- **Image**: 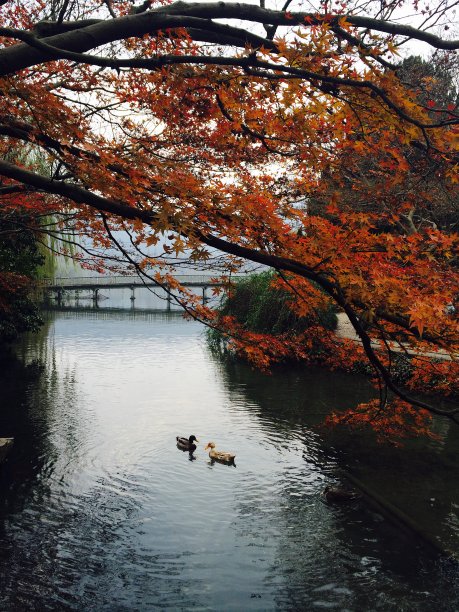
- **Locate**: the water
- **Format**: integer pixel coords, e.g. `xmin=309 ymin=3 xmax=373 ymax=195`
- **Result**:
xmin=1 ymin=309 xmax=459 ymax=610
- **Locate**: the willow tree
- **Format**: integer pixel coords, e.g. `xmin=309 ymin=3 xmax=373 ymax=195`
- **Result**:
xmin=0 ymin=0 xmax=458 ymax=439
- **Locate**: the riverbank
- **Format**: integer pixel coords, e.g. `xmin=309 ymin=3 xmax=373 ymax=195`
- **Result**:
xmin=336 ymin=313 xmax=455 ymax=362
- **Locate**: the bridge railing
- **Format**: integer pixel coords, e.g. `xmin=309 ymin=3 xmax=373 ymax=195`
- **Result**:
xmin=38 ymin=274 xmax=248 ymax=288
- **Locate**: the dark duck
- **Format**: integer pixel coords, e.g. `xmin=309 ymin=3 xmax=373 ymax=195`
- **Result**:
xmin=176 ymin=435 xmax=198 ymax=453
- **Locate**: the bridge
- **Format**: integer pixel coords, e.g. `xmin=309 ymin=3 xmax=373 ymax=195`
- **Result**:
xmin=39 ymin=274 xmax=246 ymax=307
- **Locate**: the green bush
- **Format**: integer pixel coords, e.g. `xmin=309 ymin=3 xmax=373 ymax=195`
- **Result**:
xmin=218 ymin=271 xmax=337 ymax=335
xmin=0 ymin=212 xmax=44 ymax=344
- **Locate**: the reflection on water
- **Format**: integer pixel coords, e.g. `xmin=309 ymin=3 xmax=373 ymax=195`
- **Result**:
xmin=0 ymin=309 xmax=458 ymax=610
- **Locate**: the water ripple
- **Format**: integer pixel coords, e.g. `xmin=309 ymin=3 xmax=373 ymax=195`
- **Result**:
xmin=0 ymin=312 xmax=458 ymax=611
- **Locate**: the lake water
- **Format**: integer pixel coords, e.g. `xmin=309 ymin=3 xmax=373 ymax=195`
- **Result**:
xmin=1 ymin=305 xmax=459 ymax=610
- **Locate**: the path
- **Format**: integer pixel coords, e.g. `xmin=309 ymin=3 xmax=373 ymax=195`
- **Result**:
xmin=335 ymin=313 xmax=454 ymax=362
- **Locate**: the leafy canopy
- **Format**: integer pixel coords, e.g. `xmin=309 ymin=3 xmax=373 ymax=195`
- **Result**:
xmin=0 ymin=0 xmax=458 ymax=439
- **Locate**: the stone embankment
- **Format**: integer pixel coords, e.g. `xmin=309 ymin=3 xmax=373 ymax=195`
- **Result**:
xmin=335 ymin=313 xmax=453 ymax=362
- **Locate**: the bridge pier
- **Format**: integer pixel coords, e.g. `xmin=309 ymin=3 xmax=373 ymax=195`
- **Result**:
xmin=43 ymin=275 xmax=244 ymax=311
xmin=56 ymin=288 xmax=63 ymax=306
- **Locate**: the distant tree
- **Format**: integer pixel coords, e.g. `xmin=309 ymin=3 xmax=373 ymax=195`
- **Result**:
xmin=311 ymin=54 xmax=459 ymax=234
xmin=397 ymin=53 xmax=458 ymax=116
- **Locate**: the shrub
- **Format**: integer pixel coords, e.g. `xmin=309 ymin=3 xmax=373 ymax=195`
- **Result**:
xmin=218 ymin=271 xmax=337 ymax=335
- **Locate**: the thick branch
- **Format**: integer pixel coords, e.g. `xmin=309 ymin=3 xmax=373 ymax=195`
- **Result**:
xmin=0 ymin=3 xmax=457 ymax=75
xmin=0 ymin=158 xmax=457 ymax=421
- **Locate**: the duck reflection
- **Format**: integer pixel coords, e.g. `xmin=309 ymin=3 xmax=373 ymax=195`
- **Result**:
xmin=175 ymin=445 xmax=197 ymax=461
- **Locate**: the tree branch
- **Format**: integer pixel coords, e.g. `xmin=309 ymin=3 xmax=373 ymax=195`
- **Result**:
xmin=0 ymin=157 xmax=457 ymax=421
xmin=0 ymin=3 xmax=457 ymax=76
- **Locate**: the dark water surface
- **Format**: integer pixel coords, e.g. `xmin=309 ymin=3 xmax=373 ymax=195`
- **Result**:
xmin=1 ymin=310 xmax=459 ymax=611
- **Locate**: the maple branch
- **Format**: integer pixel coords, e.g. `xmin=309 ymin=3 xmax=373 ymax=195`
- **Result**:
xmin=57 ymin=0 xmax=72 ymax=24
xmin=102 ymin=0 xmax=116 ymax=20
xmin=7 ymin=32 xmax=451 ymax=131
xmin=0 ymin=117 xmax=76 ymax=155
xmin=0 ymin=14 xmax=276 ymax=75
xmin=215 ymin=93 xmax=296 ymax=157
xmin=0 ymin=117 xmax=142 ymax=184
xmin=0 ymin=3 xmax=458 ymax=77
xmin=99 ymin=214 xmax=259 ymax=343
xmin=130 ymin=1 xmax=155 ymax=15
xmin=263 ymin=0 xmax=294 ymax=41
xmin=0 ymin=159 xmax=341 ymax=298
xmin=337 ymin=301 xmax=459 ymax=421
xmin=32 ymin=19 xmax=103 ymax=36
xmin=0 ymin=9 xmax=456 ymax=132
xmin=0 ymin=26 xmax=280 ymax=78
xmin=0 ymin=121 xmax=455 ymax=353
xmin=0 ymin=185 xmax=33 ymax=196
xmin=0 ymin=158 xmax=457 ymax=422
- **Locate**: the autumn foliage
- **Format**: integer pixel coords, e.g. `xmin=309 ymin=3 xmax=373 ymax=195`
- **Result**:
xmin=0 ymin=0 xmax=457 ymax=439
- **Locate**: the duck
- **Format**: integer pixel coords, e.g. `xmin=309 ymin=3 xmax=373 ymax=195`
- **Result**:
xmin=204 ymin=442 xmax=236 ymax=465
xmin=176 ymin=435 xmax=198 ymax=453
xmin=323 ymin=485 xmax=359 ymax=503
